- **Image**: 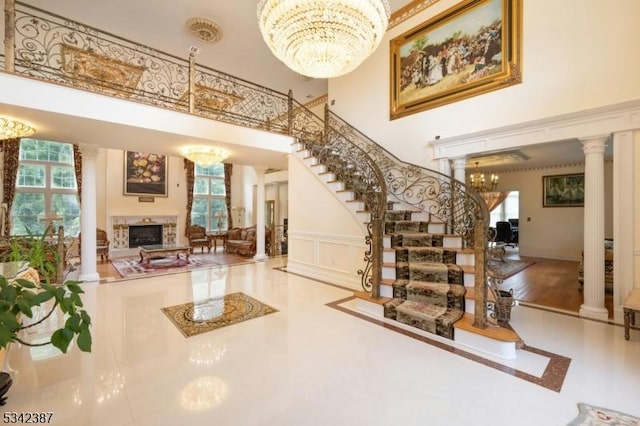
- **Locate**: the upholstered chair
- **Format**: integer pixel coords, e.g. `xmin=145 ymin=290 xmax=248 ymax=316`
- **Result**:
xmin=186 ymin=225 xmax=211 ymax=253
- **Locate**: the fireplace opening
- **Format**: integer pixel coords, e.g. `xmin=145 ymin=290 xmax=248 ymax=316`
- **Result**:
xmin=129 ymin=224 xmax=163 ymax=247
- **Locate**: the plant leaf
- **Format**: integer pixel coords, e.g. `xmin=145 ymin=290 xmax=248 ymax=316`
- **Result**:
xmin=0 ymin=325 xmax=15 ymax=349
xmin=51 ymin=329 xmax=71 ymax=353
xmin=65 ymin=283 xmax=84 ymax=294
xmin=0 ymin=312 xmax=22 ymax=332
xmin=15 ymin=299 xmax=33 ymax=318
xmin=0 ymin=300 xmax=11 ymax=312
xmin=15 ymin=278 xmax=36 ymax=289
xmin=80 ymin=310 xmax=92 ymax=326
xmin=0 ymin=286 xmax=17 ymax=303
xmin=66 ymin=313 xmax=81 ymax=333
xmin=77 ymin=326 xmax=92 ymax=352
xmin=30 ymin=290 xmax=54 ymax=306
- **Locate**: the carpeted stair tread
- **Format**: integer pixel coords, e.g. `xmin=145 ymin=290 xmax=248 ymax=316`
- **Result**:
xmin=395 ymin=262 xmax=464 ymax=284
xmin=395 ymin=300 xmax=464 ymax=339
xmin=395 ymin=247 xmax=457 ymax=264
xmin=389 ymin=233 xmax=445 ymax=248
xmin=392 ymin=280 xmax=465 ymax=310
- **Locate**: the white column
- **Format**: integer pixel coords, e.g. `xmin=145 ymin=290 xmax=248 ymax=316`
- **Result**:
xmin=79 ymin=145 xmax=100 ymax=282
xmin=579 ymin=136 xmax=609 ymax=321
xmin=438 ymin=158 xmax=452 ymax=179
xmin=612 ymin=131 xmax=634 ymax=323
xmin=254 ymin=166 xmax=267 ymax=261
xmin=452 ymin=157 xmax=467 ymax=183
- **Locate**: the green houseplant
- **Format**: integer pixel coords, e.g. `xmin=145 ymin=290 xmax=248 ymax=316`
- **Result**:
xmin=0 ymin=225 xmax=92 ymax=405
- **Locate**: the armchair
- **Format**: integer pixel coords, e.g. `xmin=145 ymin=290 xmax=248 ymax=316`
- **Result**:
xmin=79 ymin=228 xmax=110 ymax=263
xmin=186 ymin=225 xmax=211 ymax=253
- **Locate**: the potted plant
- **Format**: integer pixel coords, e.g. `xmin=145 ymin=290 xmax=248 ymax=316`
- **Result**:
xmin=0 ymin=228 xmax=92 ymax=405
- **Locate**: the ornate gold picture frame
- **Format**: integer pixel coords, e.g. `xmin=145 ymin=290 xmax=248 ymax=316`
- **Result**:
xmin=124 ymin=151 xmax=168 ymax=197
xmin=390 ymin=0 xmax=522 ymax=119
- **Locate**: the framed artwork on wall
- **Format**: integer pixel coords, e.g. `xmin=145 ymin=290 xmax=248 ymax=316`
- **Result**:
xmin=389 ymin=0 xmax=522 ymax=119
xmin=124 ymin=151 xmax=168 ymax=196
xmin=542 ymin=173 xmax=585 ymax=207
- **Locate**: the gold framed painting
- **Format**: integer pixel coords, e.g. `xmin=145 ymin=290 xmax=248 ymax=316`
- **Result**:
xmin=124 ymin=151 xmax=168 ymax=197
xmin=390 ymin=0 xmax=522 ymax=119
xmin=543 ymin=173 xmax=585 ymax=207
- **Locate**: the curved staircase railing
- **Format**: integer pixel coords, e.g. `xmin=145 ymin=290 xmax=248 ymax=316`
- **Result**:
xmin=2 ymin=0 xmax=491 ymax=328
xmin=327 ymin=111 xmax=491 ymax=328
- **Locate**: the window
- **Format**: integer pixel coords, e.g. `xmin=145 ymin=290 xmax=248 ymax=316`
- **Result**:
xmin=191 ymin=163 xmax=227 ymax=231
xmin=10 ymin=139 xmax=80 ymax=236
xmin=489 ymin=191 xmax=519 ymax=227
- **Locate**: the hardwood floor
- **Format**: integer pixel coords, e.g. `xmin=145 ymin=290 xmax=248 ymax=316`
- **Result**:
xmin=501 ymin=247 xmax=614 ymax=318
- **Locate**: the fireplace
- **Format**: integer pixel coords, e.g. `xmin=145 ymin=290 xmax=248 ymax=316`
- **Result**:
xmin=129 ymin=224 xmax=163 ymax=247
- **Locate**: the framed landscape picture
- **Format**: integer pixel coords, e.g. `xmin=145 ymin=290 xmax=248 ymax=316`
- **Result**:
xmin=124 ymin=151 xmax=168 ymax=196
xmin=543 ymin=173 xmax=585 ymax=207
xmin=390 ymin=0 xmax=522 ymax=119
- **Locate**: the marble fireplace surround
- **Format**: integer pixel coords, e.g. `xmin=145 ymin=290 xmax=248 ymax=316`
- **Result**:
xmin=110 ymin=215 xmax=178 ymax=254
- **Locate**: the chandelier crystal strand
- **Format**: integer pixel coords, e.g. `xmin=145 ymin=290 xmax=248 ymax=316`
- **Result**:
xmin=0 ymin=117 xmax=36 ymax=139
xmin=257 ymin=0 xmax=390 ymax=78
xmin=181 ymin=146 xmax=229 ymax=167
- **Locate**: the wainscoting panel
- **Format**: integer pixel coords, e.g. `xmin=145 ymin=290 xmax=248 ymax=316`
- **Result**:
xmin=287 ymin=231 xmax=367 ymax=289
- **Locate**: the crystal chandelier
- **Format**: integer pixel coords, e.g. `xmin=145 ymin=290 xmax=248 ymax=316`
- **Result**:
xmin=181 ymin=146 xmax=229 ymax=167
xmin=0 ymin=117 xmax=36 ymax=139
xmin=257 ymin=0 xmax=390 ymax=79
xmin=469 ymin=162 xmax=498 ymax=193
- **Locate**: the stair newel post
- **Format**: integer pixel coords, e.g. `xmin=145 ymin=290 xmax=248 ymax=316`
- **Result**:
xmin=188 ymin=46 xmax=197 ymax=114
xmin=4 ymin=0 xmax=15 ymax=72
xmin=473 ymin=212 xmax=489 ymax=329
xmin=287 ymin=90 xmax=293 ymax=135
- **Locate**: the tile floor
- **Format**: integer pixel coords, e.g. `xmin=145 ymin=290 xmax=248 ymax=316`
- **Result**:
xmin=4 ymin=258 xmax=640 ymax=425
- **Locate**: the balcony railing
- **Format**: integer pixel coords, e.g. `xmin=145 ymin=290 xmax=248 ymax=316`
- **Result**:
xmin=2 ymin=0 xmax=490 ymax=328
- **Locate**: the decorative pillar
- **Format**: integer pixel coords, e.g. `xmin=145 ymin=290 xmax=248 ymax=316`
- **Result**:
xmin=579 ymin=136 xmax=609 ymax=321
xmin=452 ymin=157 xmax=467 ymax=183
xmin=254 ymin=166 xmax=267 ymax=261
xmin=438 ymin=158 xmax=452 ymax=178
xmin=79 ymin=145 xmax=100 ymax=282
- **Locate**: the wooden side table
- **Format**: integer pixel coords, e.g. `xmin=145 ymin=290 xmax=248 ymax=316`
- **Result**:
xmin=208 ymin=232 xmax=228 ymax=252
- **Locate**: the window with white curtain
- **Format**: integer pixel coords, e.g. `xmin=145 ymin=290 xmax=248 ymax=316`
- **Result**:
xmin=191 ymin=163 xmax=227 ymax=231
xmin=489 ymin=191 xmax=519 ymax=227
xmin=10 ymin=139 xmax=79 ymax=235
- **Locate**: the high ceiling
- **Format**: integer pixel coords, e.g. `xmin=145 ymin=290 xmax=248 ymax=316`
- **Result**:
xmin=5 ymin=1 xmax=609 ymax=170
xmin=22 ymin=0 xmax=411 ymax=101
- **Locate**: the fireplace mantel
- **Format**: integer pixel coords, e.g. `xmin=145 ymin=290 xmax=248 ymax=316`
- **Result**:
xmin=110 ymin=215 xmax=178 ymax=249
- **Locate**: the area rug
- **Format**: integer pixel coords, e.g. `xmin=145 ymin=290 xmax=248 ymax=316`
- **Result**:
xmin=567 ymin=402 xmax=640 ymax=425
xmin=488 ymin=259 xmax=535 ymax=279
xmin=112 ymin=255 xmax=222 ymax=279
xmin=161 ymin=292 xmax=278 ymax=337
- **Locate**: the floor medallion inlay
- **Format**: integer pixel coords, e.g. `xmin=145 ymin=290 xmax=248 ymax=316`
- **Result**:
xmin=162 ymin=292 xmax=278 ymax=337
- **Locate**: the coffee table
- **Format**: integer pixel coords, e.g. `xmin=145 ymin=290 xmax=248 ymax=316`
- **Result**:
xmin=207 ymin=232 xmax=228 ymax=252
xmin=139 ymin=244 xmax=191 ymax=265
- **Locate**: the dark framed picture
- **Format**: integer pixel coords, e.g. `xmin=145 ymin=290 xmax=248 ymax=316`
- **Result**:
xmin=390 ymin=0 xmax=522 ymax=119
xmin=543 ymin=173 xmax=585 ymax=207
xmin=124 ymin=151 xmax=168 ymax=197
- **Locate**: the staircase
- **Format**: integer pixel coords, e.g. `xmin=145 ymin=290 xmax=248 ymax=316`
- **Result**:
xmin=382 ymin=205 xmax=467 ymax=340
xmin=293 ymin=139 xmax=522 ymax=359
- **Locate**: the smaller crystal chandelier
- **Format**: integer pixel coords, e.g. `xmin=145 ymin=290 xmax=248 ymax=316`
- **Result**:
xmin=257 ymin=0 xmax=390 ymax=79
xmin=0 ymin=117 xmax=36 ymax=140
xmin=181 ymin=146 xmax=229 ymax=167
xmin=469 ymin=162 xmax=498 ymax=193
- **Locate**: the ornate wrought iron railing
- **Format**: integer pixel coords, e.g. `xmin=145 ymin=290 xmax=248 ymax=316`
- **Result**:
xmin=6 ymin=1 xmax=293 ymax=134
xmin=2 ymin=0 xmax=490 ymax=327
xmin=327 ymin=111 xmax=490 ymax=327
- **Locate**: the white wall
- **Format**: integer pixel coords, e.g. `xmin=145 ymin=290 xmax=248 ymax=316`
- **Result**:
xmin=230 ymin=165 xmax=256 ymax=228
xmin=329 ymin=0 xmax=640 ymax=168
xmin=287 ymin=154 xmax=367 ymax=288
xmin=490 ymin=162 xmax=613 ymax=260
xmin=103 ymin=149 xmax=188 ymax=244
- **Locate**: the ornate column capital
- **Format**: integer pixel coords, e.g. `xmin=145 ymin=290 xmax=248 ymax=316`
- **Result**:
xmin=451 ymin=157 xmax=467 ymax=170
xmin=580 ymin=136 xmax=609 ymax=155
